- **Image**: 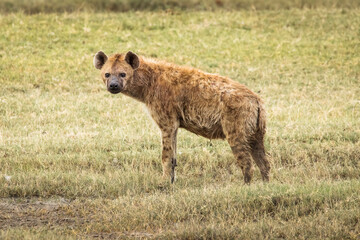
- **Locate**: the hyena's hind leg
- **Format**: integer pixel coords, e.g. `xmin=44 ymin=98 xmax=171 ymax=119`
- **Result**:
xmin=221 ymin=103 xmax=257 ymax=184
xmin=230 ymin=142 xmax=254 ymax=184
xmin=222 ymin=116 xmax=254 ymax=184
xmin=250 ymin=131 xmax=270 ymax=182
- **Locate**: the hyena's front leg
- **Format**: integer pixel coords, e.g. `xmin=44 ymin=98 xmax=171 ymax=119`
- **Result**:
xmin=161 ymin=127 xmax=178 ymax=183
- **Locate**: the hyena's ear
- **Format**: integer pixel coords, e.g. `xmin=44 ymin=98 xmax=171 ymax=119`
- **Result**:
xmin=125 ymin=51 xmax=140 ymax=70
xmin=93 ymin=51 xmax=108 ymax=70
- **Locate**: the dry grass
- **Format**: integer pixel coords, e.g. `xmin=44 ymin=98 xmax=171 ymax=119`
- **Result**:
xmin=0 ymin=9 xmax=359 ymax=239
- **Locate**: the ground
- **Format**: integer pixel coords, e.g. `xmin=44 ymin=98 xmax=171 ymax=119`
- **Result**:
xmin=0 ymin=9 xmax=359 ymax=239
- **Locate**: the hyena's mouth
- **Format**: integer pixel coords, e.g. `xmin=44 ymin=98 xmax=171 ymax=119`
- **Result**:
xmin=108 ymin=88 xmax=122 ymax=94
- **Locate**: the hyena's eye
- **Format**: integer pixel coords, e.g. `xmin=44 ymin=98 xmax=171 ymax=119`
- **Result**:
xmin=105 ymin=73 xmax=110 ymax=78
xmin=120 ymin=73 xmax=126 ymax=78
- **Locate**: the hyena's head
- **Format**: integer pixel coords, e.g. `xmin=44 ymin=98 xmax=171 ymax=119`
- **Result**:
xmin=93 ymin=51 xmax=139 ymax=94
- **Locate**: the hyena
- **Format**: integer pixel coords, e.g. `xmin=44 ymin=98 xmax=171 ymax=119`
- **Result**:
xmin=93 ymin=51 xmax=270 ymax=184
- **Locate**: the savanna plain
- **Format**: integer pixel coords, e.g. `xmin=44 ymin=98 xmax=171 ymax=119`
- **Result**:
xmin=0 ymin=7 xmax=359 ymax=239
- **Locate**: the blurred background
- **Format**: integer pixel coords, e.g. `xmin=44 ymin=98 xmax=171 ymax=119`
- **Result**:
xmin=1 ymin=0 xmax=359 ymax=14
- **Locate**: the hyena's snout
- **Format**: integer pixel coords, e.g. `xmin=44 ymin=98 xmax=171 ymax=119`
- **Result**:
xmin=107 ymin=77 xmax=123 ymax=94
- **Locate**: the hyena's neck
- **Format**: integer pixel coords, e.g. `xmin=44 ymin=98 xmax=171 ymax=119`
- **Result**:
xmin=122 ymin=61 xmax=156 ymax=103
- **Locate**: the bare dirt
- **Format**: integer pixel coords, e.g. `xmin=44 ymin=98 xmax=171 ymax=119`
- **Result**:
xmin=0 ymin=198 xmax=156 ymax=239
xmin=0 ymin=198 xmax=77 ymax=229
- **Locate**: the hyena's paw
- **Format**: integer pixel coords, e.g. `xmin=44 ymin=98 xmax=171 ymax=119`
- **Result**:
xmin=161 ymin=171 xmax=175 ymax=184
xmin=162 ymin=159 xmax=176 ymax=183
xmin=156 ymin=173 xmax=172 ymax=190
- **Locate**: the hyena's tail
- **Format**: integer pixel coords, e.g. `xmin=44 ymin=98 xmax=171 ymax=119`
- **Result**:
xmin=256 ymin=101 xmax=266 ymax=135
xmin=251 ymin=100 xmax=270 ymax=182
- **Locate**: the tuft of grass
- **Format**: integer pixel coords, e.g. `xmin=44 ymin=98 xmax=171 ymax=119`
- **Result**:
xmin=0 ymin=9 xmax=359 ymax=238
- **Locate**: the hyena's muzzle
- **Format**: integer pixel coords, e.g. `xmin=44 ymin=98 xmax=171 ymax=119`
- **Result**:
xmin=107 ymin=76 xmax=123 ymax=94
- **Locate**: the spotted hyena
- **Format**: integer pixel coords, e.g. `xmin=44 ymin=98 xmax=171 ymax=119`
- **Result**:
xmin=93 ymin=51 xmax=270 ymax=184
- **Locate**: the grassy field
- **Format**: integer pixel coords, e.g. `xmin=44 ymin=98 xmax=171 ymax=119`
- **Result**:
xmin=1 ymin=0 xmax=360 ymax=14
xmin=0 ymin=9 xmax=359 ymax=239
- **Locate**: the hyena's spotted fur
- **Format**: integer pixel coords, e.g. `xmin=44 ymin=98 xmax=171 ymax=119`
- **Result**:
xmin=93 ymin=51 xmax=270 ymax=183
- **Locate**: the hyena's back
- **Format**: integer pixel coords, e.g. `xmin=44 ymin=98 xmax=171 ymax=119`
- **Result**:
xmin=173 ymin=71 xmax=264 ymax=142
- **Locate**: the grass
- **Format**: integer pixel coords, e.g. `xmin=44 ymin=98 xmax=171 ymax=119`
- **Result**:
xmin=0 ymin=0 xmax=360 ymax=14
xmin=0 ymin=9 xmax=359 ymax=239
